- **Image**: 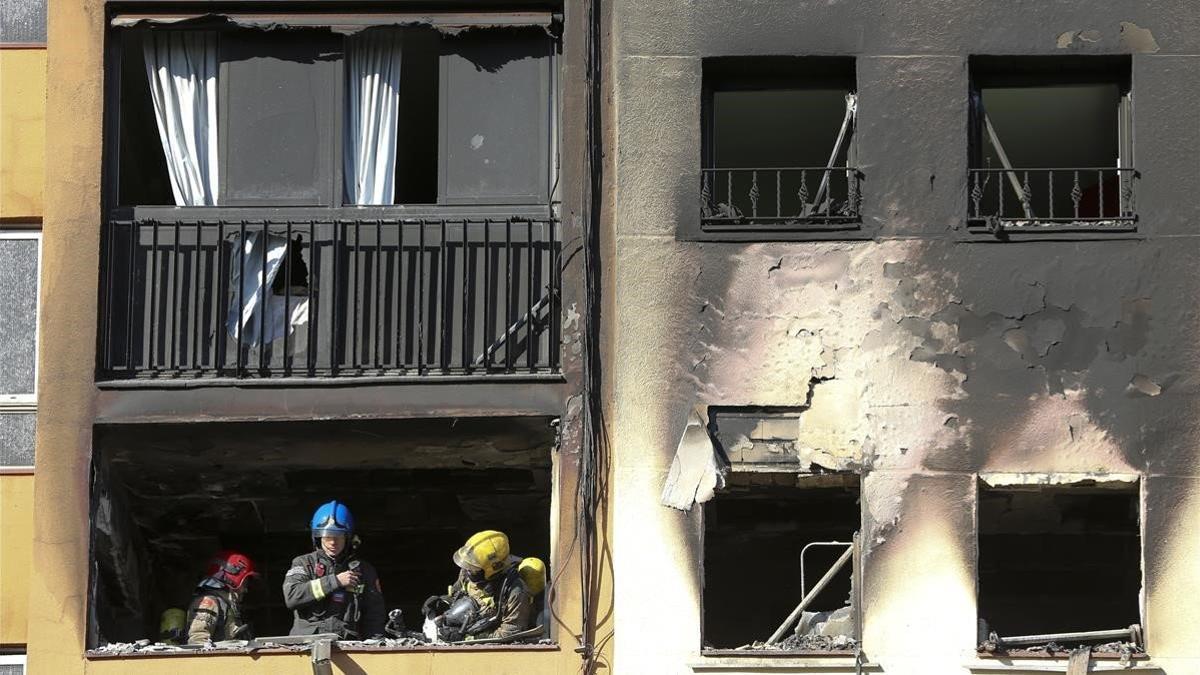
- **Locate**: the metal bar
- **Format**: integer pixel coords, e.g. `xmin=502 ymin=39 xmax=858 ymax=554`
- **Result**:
xmin=483 ymin=219 xmax=493 ymax=370
xmin=997 ymin=627 xmax=1138 ymax=647
xmin=171 ymin=221 xmax=180 ymax=369
xmin=103 ymin=221 xmax=114 ymax=371
xmin=352 ymin=219 xmax=360 ymax=370
xmin=526 ymin=219 xmax=535 ymax=371
xmin=259 ymin=221 xmax=268 ymax=373
xmin=236 ymin=220 xmax=246 ymax=375
xmin=192 ymin=220 xmax=202 ymax=369
xmin=374 ymin=218 xmax=383 ymax=370
xmin=400 ymin=219 xmax=410 ymax=367
xmin=775 ymin=170 xmax=781 ymax=218
xmin=417 ymin=219 xmax=425 ymax=373
xmin=148 ymin=221 xmax=159 ymax=370
xmin=1098 ymin=169 xmax=1104 ymax=219
xmin=982 ymin=111 xmax=1034 ymax=219
xmin=284 ymin=220 xmax=292 ymax=373
xmin=215 ymin=219 xmax=226 ymax=373
xmin=799 ymin=541 xmax=853 ymax=602
xmin=439 ymin=218 xmax=449 ymax=371
xmin=1048 ymin=172 xmax=1054 ymax=220
xmin=505 ymin=219 xmax=513 ymax=372
xmin=307 ymin=220 xmax=317 ymax=376
xmin=330 ymin=221 xmax=340 ymax=375
xmin=461 ymin=219 xmax=470 ymax=371
xmin=766 ymin=545 xmax=854 ymax=645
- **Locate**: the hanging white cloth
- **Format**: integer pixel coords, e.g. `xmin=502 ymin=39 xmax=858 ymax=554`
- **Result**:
xmin=143 ymin=31 xmax=220 ymax=206
xmin=345 ymin=28 xmax=403 ymax=205
xmin=225 ymin=232 xmax=309 ymax=352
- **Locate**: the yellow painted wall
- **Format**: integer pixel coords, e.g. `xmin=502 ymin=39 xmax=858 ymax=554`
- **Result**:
xmin=0 ymin=474 xmax=34 ymax=645
xmin=0 ymin=48 xmax=46 ymax=220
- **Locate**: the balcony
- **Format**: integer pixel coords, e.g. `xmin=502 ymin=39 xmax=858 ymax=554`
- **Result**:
xmin=700 ymin=167 xmax=863 ymax=232
xmin=99 ymin=216 xmax=561 ymax=381
xmin=968 ymin=167 xmax=1138 ymax=234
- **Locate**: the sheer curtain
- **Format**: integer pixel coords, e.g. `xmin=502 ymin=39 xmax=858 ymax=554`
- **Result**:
xmin=143 ymin=31 xmax=219 ymax=206
xmin=345 ymin=29 xmax=403 ymax=205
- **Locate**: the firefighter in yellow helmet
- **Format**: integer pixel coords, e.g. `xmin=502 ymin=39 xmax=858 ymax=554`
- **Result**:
xmin=421 ymin=530 xmax=543 ymax=642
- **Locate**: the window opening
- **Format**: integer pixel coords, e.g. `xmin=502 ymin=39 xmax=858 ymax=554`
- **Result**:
xmin=700 ymin=57 xmax=860 ymax=233
xmin=968 ymin=57 xmax=1136 ymax=234
xmin=976 ymin=483 xmax=1143 ymax=658
xmin=703 ymin=472 xmax=860 ymax=652
xmin=87 ymin=418 xmax=555 ymax=653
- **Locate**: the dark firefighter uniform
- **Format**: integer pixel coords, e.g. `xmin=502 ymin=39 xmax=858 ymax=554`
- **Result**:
xmin=186 ymin=588 xmax=244 ymax=644
xmin=442 ymin=561 xmax=534 ymax=639
xmin=283 ymin=550 xmax=386 ymax=639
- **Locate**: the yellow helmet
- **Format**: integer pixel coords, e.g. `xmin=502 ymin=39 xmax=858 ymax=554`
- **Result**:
xmin=159 ymin=608 xmax=187 ymax=644
xmin=518 ymin=557 xmax=547 ymax=595
xmin=453 ymin=530 xmax=510 ymax=580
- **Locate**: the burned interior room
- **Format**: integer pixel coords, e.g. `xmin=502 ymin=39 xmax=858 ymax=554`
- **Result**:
xmin=87 ymin=416 xmax=554 ymax=647
xmin=702 ymin=472 xmax=860 ymax=651
xmin=976 ymin=483 xmax=1141 ymax=649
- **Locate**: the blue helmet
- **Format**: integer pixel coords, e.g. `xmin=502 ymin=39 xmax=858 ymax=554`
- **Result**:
xmin=310 ymin=500 xmax=355 ymax=541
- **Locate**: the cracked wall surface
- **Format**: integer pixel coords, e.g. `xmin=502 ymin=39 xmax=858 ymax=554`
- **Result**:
xmin=606 ymin=1 xmax=1200 ymax=673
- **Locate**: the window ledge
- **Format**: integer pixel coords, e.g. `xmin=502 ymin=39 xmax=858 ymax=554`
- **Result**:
xmin=968 ymin=651 xmax=1155 ymax=673
xmin=692 ymin=650 xmax=880 ymax=673
xmin=86 ymin=642 xmax=559 ymax=660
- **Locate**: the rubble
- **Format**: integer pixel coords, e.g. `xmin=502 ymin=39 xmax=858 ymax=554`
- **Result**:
xmin=734 ymin=634 xmax=858 ymax=652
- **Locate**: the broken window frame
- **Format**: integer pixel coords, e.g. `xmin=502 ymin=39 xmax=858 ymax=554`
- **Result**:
xmin=974 ymin=477 xmax=1147 ymax=660
xmin=699 ymin=471 xmax=863 ymax=656
xmin=684 ymin=56 xmax=866 ymax=243
xmin=0 ymin=229 xmax=41 ymax=474
xmin=966 ymin=56 xmax=1137 ymax=237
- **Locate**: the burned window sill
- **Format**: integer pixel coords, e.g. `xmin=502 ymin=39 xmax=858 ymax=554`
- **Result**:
xmin=694 ymin=650 xmax=879 ymax=672
xmin=968 ymin=655 xmax=1157 ymax=674
xmin=86 ymin=641 xmax=559 ymax=660
xmin=961 ymin=217 xmax=1141 ymax=242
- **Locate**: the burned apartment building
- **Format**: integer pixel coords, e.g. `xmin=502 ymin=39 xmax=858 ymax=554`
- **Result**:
xmin=19 ymin=0 xmax=1200 ymax=674
xmin=605 ymin=1 xmax=1200 ymax=674
xmin=26 ymin=0 xmax=610 ymax=673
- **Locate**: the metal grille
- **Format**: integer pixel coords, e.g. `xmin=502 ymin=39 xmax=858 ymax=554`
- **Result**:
xmin=700 ymin=167 xmax=862 ymax=231
xmin=100 ymin=217 xmax=561 ymax=379
xmin=968 ymin=167 xmax=1138 ymax=233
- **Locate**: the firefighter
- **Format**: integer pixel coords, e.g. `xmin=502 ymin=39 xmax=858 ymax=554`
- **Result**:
xmin=185 ymin=550 xmax=258 ymax=645
xmin=422 ymin=530 xmax=540 ymax=642
xmin=282 ymin=500 xmax=386 ymax=639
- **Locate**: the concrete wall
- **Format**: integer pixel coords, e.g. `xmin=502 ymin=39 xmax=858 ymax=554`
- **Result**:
xmin=0 ymin=474 xmax=34 ymax=646
xmin=607 ymin=2 xmax=1200 ymax=673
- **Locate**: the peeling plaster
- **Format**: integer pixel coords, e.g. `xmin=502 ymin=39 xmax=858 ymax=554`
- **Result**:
xmin=1056 ymin=29 xmax=1102 ymax=48
xmin=1120 ymin=21 xmax=1161 ymax=53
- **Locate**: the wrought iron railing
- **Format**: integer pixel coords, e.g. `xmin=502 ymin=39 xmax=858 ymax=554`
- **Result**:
xmin=701 ymin=167 xmax=863 ymax=230
xmin=100 ymin=217 xmax=561 ymax=379
xmin=968 ymin=167 xmax=1138 ymax=232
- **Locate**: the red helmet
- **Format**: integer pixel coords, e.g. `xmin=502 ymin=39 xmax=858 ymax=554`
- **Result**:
xmin=204 ymin=551 xmax=258 ymax=591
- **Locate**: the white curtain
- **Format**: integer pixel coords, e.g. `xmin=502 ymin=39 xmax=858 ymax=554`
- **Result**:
xmin=345 ymin=29 xmax=403 ymax=205
xmin=144 ymin=31 xmax=220 ymax=206
xmin=225 ymin=232 xmax=309 ymax=353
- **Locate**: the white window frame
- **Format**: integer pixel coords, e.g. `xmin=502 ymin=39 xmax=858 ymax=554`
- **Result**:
xmin=0 ymin=229 xmax=41 ymax=474
xmin=0 ymin=653 xmax=28 ymax=669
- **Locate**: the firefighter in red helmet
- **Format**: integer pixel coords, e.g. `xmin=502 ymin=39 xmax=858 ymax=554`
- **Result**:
xmin=186 ymin=550 xmax=258 ymax=645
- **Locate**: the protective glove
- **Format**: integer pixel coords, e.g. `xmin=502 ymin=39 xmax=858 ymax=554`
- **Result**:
xmin=422 ymin=595 xmax=450 ymax=619
xmin=437 ymin=624 xmax=464 ymax=643
xmin=230 ymin=623 xmax=254 ymax=640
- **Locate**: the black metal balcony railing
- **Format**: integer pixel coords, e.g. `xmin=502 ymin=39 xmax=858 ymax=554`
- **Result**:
xmin=100 ymin=218 xmax=561 ymax=379
xmin=968 ymin=167 xmax=1138 ymax=232
xmin=701 ymin=167 xmax=863 ymax=230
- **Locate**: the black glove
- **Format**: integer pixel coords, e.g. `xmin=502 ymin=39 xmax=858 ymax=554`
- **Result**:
xmin=437 ymin=624 xmax=464 ymax=643
xmin=463 ymin=615 xmax=500 ymax=638
xmin=422 ymin=595 xmax=449 ymax=619
xmin=230 ymin=623 xmax=254 ymax=640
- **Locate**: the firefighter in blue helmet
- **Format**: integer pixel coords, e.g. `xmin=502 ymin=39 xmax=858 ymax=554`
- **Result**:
xmin=282 ymin=500 xmax=386 ymax=639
